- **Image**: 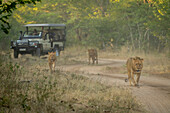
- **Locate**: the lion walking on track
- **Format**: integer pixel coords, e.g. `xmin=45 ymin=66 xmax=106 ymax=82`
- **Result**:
xmin=48 ymin=52 xmax=57 ymax=73
xmin=88 ymin=49 xmax=98 ymax=64
xmin=125 ymin=56 xmax=144 ymax=86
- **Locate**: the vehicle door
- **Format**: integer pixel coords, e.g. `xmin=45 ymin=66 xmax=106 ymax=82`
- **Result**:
xmin=40 ymin=33 xmax=51 ymax=52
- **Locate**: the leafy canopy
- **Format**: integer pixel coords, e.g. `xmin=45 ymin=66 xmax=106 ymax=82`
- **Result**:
xmin=0 ymin=0 xmax=41 ymax=34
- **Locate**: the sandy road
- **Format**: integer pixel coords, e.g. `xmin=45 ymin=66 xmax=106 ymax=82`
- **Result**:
xmin=56 ymin=59 xmax=170 ymax=113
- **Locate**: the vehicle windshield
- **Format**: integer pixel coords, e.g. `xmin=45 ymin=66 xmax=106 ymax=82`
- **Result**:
xmin=23 ymin=31 xmax=42 ymax=38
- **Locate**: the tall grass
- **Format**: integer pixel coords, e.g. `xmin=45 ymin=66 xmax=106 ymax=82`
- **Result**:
xmin=0 ymin=53 xmax=145 ymax=113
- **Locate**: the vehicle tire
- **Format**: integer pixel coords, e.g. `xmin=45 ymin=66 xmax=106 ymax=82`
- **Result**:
xmin=14 ymin=49 xmax=18 ymax=58
xmin=32 ymin=51 xmax=36 ymax=56
xmin=40 ymin=45 xmax=43 ymax=55
xmin=36 ymin=48 xmax=41 ymax=57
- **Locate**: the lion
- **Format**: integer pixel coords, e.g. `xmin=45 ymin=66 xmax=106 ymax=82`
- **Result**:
xmin=125 ymin=56 xmax=144 ymax=86
xmin=88 ymin=49 xmax=98 ymax=64
xmin=48 ymin=52 xmax=57 ymax=73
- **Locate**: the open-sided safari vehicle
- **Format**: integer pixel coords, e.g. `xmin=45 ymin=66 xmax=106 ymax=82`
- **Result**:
xmin=10 ymin=24 xmax=66 ymax=58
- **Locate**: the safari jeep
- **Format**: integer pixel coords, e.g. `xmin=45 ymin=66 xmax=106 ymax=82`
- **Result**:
xmin=10 ymin=24 xmax=66 ymax=58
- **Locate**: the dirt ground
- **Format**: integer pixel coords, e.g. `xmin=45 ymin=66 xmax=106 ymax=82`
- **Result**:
xmin=14 ymin=54 xmax=170 ymax=113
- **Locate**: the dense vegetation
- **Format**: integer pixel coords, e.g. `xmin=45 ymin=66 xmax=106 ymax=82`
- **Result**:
xmin=0 ymin=0 xmax=169 ymax=54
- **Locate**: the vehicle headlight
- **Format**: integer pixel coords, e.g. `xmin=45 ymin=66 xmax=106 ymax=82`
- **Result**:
xmin=29 ymin=41 xmax=38 ymax=46
xmin=13 ymin=42 xmax=16 ymax=46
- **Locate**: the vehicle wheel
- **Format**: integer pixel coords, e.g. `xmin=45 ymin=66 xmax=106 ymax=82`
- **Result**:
xmin=14 ymin=49 xmax=18 ymax=58
xmin=36 ymin=48 xmax=41 ymax=57
xmin=40 ymin=45 xmax=43 ymax=55
xmin=32 ymin=51 xmax=36 ymax=56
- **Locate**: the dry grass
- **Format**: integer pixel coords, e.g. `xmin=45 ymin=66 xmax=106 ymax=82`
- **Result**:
xmin=0 ymin=51 xmax=145 ymax=113
xmin=143 ymin=55 xmax=170 ymax=78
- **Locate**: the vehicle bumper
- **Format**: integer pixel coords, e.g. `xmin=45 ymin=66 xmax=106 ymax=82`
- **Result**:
xmin=11 ymin=46 xmax=38 ymax=53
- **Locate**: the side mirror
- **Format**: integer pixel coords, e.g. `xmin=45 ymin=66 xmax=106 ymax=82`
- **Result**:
xmin=20 ymin=31 xmax=23 ymax=36
xmin=19 ymin=31 xmax=23 ymax=40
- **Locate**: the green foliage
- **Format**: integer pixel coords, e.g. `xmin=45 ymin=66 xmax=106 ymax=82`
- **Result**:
xmin=0 ymin=0 xmax=41 ymax=34
xmin=1 ymin=0 xmax=169 ymax=53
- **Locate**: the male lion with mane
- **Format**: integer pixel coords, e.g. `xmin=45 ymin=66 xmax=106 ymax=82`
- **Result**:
xmin=48 ymin=52 xmax=57 ymax=73
xmin=88 ymin=49 xmax=98 ymax=64
xmin=125 ymin=56 xmax=144 ymax=86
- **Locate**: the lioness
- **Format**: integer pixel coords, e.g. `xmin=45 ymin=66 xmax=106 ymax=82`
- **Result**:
xmin=48 ymin=52 xmax=57 ymax=73
xmin=125 ymin=56 xmax=144 ymax=86
xmin=88 ymin=49 xmax=98 ymax=64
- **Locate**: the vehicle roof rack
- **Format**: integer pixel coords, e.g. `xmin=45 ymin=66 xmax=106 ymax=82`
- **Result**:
xmin=24 ymin=24 xmax=66 ymax=27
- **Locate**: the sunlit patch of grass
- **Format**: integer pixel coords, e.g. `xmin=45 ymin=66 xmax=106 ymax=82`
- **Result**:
xmin=143 ymin=55 xmax=170 ymax=78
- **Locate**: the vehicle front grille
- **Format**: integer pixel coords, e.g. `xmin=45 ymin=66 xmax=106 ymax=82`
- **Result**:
xmin=17 ymin=42 xmax=28 ymax=46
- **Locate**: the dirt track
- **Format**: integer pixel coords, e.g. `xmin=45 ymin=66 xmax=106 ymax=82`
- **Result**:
xmin=14 ymin=55 xmax=170 ymax=113
xmin=56 ymin=58 xmax=170 ymax=113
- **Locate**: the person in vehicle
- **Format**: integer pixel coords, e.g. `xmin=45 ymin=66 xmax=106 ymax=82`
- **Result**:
xmin=33 ymin=29 xmax=39 ymax=35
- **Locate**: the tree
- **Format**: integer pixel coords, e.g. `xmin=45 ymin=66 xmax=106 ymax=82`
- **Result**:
xmin=0 ymin=0 xmax=41 ymax=34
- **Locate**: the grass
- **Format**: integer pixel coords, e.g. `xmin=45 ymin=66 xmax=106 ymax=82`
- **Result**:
xmin=0 ymin=51 xmax=145 ymax=113
xmin=143 ymin=55 xmax=170 ymax=78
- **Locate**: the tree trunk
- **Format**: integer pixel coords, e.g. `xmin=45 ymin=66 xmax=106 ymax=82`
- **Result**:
xmin=137 ymin=23 xmax=141 ymax=51
xmin=76 ymin=28 xmax=81 ymax=41
xmin=143 ymin=29 xmax=149 ymax=53
xmin=147 ymin=30 xmax=150 ymax=53
xmin=128 ymin=25 xmax=135 ymax=51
